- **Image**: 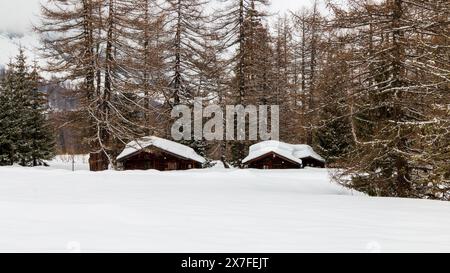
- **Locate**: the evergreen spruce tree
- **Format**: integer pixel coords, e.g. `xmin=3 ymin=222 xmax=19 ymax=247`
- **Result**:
xmin=10 ymin=51 xmax=33 ymax=165
xmin=27 ymin=64 xmax=56 ymax=166
xmin=0 ymin=50 xmax=55 ymax=166
xmin=0 ymin=62 xmax=21 ymax=165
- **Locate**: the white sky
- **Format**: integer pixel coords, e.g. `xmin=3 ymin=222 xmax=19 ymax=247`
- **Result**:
xmin=0 ymin=0 xmax=313 ymax=35
xmin=0 ymin=0 xmax=41 ymax=34
xmin=270 ymin=0 xmax=314 ymax=15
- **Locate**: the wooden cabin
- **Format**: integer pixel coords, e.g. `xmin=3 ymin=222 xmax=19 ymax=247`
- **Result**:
xmin=242 ymin=141 xmax=326 ymax=169
xmin=116 ymin=136 xmax=205 ymax=171
xmin=89 ymin=151 xmax=109 ymax=172
xmin=301 ymin=156 xmax=326 ymax=168
xmin=244 ymin=151 xmax=301 ymax=169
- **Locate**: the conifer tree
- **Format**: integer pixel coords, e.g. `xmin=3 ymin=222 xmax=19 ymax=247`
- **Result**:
xmin=0 ymin=62 xmax=20 ymax=165
xmin=215 ymin=0 xmax=270 ymax=165
xmin=159 ymin=0 xmax=213 ymax=155
xmin=159 ymin=0 xmax=211 ymax=105
xmin=0 ymin=50 xmax=55 ymax=166
xmin=330 ymin=0 xmax=450 ymax=198
xmin=313 ymin=38 xmax=354 ymax=164
xmin=27 ymin=64 xmax=56 ymax=166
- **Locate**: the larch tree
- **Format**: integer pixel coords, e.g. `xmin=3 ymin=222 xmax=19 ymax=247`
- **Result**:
xmin=94 ymin=0 xmax=150 ymax=162
xmin=330 ymin=0 xmax=450 ymax=199
xmin=158 ymin=0 xmax=213 ymax=156
xmin=160 ymin=0 xmax=211 ymax=106
xmin=273 ymin=15 xmax=306 ymax=144
xmin=37 ymin=0 xmax=106 ymax=169
xmin=313 ymin=33 xmax=354 ymax=164
xmin=38 ymin=0 xmax=158 ymax=169
xmin=125 ymin=0 xmax=167 ymax=136
xmin=215 ymin=0 xmax=270 ymax=165
xmin=291 ymin=1 xmax=324 ymax=145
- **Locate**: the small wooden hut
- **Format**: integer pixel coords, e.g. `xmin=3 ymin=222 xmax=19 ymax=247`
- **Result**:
xmin=242 ymin=141 xmax=326 ymax=169
xmin=89 ymin=151 xmax=109 ymax=172
xmin=116 ymin=136 xmax=205 ymax=171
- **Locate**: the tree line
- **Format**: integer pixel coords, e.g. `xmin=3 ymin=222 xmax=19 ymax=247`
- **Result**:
xmin=29 ymin=0 xmax=450 ymax=199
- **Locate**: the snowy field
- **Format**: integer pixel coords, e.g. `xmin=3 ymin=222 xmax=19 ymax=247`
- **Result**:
xmin=0 ymin=156 xmax=449 ymax=253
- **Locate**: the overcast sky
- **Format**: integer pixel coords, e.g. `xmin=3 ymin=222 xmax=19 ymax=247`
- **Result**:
xmin=0 ymin=0 xmax=313 ymax=34
xmin=0 ymin=0 xmax=41 ymax=34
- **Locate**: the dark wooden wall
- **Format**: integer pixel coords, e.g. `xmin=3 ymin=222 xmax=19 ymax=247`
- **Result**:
xmin=246 ymin=153 xmax=326 ymax=169
xmin=89 ymin=151 xmax=109 ymax=172
xmin=302 ymin=157 xmax=326 ymax=168
xmin=246 ymin=153 xmax=301 ymax=169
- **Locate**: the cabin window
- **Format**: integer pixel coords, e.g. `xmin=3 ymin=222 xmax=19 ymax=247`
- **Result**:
xmin=188 ymin=164 xmax=192 ymax=169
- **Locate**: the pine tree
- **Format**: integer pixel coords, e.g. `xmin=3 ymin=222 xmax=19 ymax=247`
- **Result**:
xmin=0 ymin=50 xmax=55 ymax=166
xmin=27 ymin=64 xmax=56 ymax=166
xmin=0 ymin=62 xmax=20 ymax=165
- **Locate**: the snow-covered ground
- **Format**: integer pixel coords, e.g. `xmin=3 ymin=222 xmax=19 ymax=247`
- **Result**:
xmin=0 ymin=157 xmax=449 ymax=253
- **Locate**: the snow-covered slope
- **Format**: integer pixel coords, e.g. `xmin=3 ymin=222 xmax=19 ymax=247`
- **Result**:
xmin=0 ymin=162 xmax=449 ymax=253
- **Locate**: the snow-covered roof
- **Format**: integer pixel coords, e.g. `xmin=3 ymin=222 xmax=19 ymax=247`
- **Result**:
xmin=116 ymin=136 xmax=206 ymax=163
xmin=242 ymin=141 xmax=325 ymax=165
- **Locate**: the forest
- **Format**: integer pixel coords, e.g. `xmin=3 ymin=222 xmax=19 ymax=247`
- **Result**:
xmin=0 ymin=0 xmax=448 ymax=200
